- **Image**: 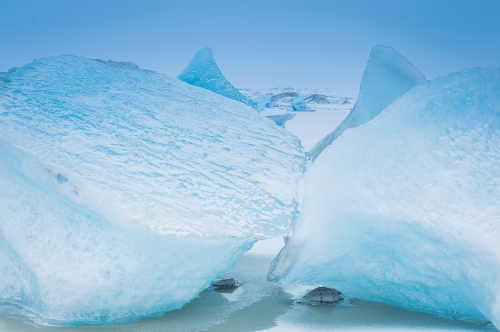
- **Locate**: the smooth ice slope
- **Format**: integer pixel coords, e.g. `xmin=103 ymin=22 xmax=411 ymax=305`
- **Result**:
xmin=308 ymin=45 xmax=427 ymax=160
xmin=0 ymin=55 xmax=305 ymax=324
xmin=269 ymin=67 xmax=500 ymax=328
xmin=177 ymin=47 xmax=257 ymax=109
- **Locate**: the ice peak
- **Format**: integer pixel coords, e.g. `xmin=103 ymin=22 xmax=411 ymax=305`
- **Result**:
xmin=192 ymin=46 xmax=215 ymax=62
xmin=308 ymin=45 xmax=427 ymax=161
xmin=178 ymin=47 xmax=257 ymax=109
xmin=367 ymin=45 xmax=427 ymax=90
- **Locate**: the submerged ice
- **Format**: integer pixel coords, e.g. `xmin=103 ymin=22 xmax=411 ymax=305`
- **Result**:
xmin=309 ymin=45 xmax=427 ymax=160
xmin=177 ymin=47 xmax=257 ymax=109
xmin=269 ymin=67 xmax=500 ymax=328
xmin=0 ymin=55 xmax=305 ymax=324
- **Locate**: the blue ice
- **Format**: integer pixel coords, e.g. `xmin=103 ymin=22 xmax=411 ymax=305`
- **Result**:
xmin=269 ymin=66 xmax=500 ymax=329
xmin=177 ymin=47 xmax=257 ymax=109
xmin=291 ymin=94 xmax=307 ymax=111
xmin=0 ymin=55 xmax=305 ymax=325
xmin=258 ymin=94 xmax=272 ymax=108
xmin=308 ymin=45 xmax=427 ymax=160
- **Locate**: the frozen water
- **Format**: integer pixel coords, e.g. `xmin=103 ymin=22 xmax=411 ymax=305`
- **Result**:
xmin=285 ymin=109 xmax=351 ymax=151
xmin=309 ymin=45 xmax=427 ymax=160
xmin=177 ymin=47 xmax=257 ymax=109
xmin=240 ymin=88 xmax=356 ymax=145
xmin=240 ymin=88 xmax=357 ymax=150
xmin=0 ymin=55 xmax=305 ymax=324
xmin=0 ymin=253 xmax=496 ymax=332
xmin=269 ymin=67 xmax=500 ymax=328
xmin=292 ymin=94 xmax=307 ymax=111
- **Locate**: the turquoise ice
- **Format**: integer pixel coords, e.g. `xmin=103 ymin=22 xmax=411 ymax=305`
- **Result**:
xmin=177 ymin=47 xmax=257 ymax=109
xmin=0 ymin=55 xmax=305 ymax=325
xmin=291 ymin=94 xmax=307 ymax=111
xmin=258 ymin=94 xmax=272 ymax=108
xmin=309 ymin=45 xmax=427 ymax=160
xmin=269 ymin=67 xmax=500 ymax=329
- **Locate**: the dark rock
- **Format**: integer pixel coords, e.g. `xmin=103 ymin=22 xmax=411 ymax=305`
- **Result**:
xmin=270 ymin=92 xmax=299 ymax=103
xmin=300 ymin=287 xmax=343 ymax=305
xmin=304 ymin=94 xmax=331 ymax=104
xmin=210 ymin=278 xmax=242 ymax=290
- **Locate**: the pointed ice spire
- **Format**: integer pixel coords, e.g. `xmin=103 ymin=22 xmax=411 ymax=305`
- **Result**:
xmin=177 ymin=47 xmax=257 ymax=109
xmin=308 ymin=45 xmax=427 ymax=161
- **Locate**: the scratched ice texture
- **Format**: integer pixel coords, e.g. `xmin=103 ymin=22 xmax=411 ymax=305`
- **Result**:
xmin=0 ymin=55 xmax=305 ymax=325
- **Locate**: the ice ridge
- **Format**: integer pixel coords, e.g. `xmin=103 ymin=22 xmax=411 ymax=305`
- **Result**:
xmin=177 ymin=47 xmax=257 ymax=109
xmin=308 ymin=45 xmax=427 ymax=160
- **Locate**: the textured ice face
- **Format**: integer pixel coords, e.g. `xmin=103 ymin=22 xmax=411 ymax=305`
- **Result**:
xmin=309 ymin=45 xmax=427 ymax=160
xmin=269 ymin=67 xmax=500 ymax=328
xmin=177 ymin=47 xmax=257 ymax=109
xmin=0 ymin=55 xmax=305 ymax=324
xmin=0 ymin=55 xmax=304 ymax=238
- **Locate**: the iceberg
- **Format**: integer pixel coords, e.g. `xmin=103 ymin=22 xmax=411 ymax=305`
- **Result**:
xmin=177 ymin=47 xmax=257 ymax=109
xmin=0 ymin=55 xmax=305 ymax=325
xmin=291 ymin=94 xmax=307 ymax=111
xmin=258 ymin=94 xmax=272 ymax=108
xmin=265 ymin=113 xmax=296 ymax=127
xmin=308 ymin=45 xmax=427 ymax=160
xmin=269 ymin=67 xmax=500 ymax=328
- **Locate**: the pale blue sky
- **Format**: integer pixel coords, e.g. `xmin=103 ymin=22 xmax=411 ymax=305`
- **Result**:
xmin=1 ymin=0 xmax=499 ymax=89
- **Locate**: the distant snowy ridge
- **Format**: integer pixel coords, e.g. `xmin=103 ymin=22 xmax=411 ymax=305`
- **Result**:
xmin=240 ymin=87 xmax=357 ymax=108
xmin=308 ymin=45 xmax=427 ymax=160
xmin=178 ymin=47 xmax=257 ymax=109
xmin=0 ymin=55 xmax=305 ymax=324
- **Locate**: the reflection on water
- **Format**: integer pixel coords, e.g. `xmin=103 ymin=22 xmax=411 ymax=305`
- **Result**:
xmin=0 ymin=254 xmax=497 ymax=332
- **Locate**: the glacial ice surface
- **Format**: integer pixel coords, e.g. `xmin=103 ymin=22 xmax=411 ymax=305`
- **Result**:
xmin=0 ymin=55 xmax=305 ymax=324
xmin=269 ymin=67 xmax=500 ymax=328
xmin=177 ymin=47 xmax=257 ymax=109
xmin=309 ymin=45 xmax=427 ymax=160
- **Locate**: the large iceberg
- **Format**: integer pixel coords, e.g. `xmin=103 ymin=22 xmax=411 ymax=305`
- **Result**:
xmin=308 ymin=45 xmax=427 ymax=160
xmin=177 ymin=47 xmax=257 ymax=109
xmin=269 ymin=67 xmax=500 ymax=328
xmin=0 ymin=55 xmax=305 ymax=324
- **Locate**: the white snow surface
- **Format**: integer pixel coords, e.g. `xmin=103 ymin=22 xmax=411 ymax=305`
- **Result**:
xmin=269 ymin=67 xmax=500 ymax=328
xmin=285 ymin=107 xmax=351 ymax=151
xmin=0 ymin=55 xmax=305 ymax=324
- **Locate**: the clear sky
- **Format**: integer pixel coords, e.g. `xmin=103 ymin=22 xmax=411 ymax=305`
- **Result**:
xmin=1 ymin=0 xmax=499 ymax=89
